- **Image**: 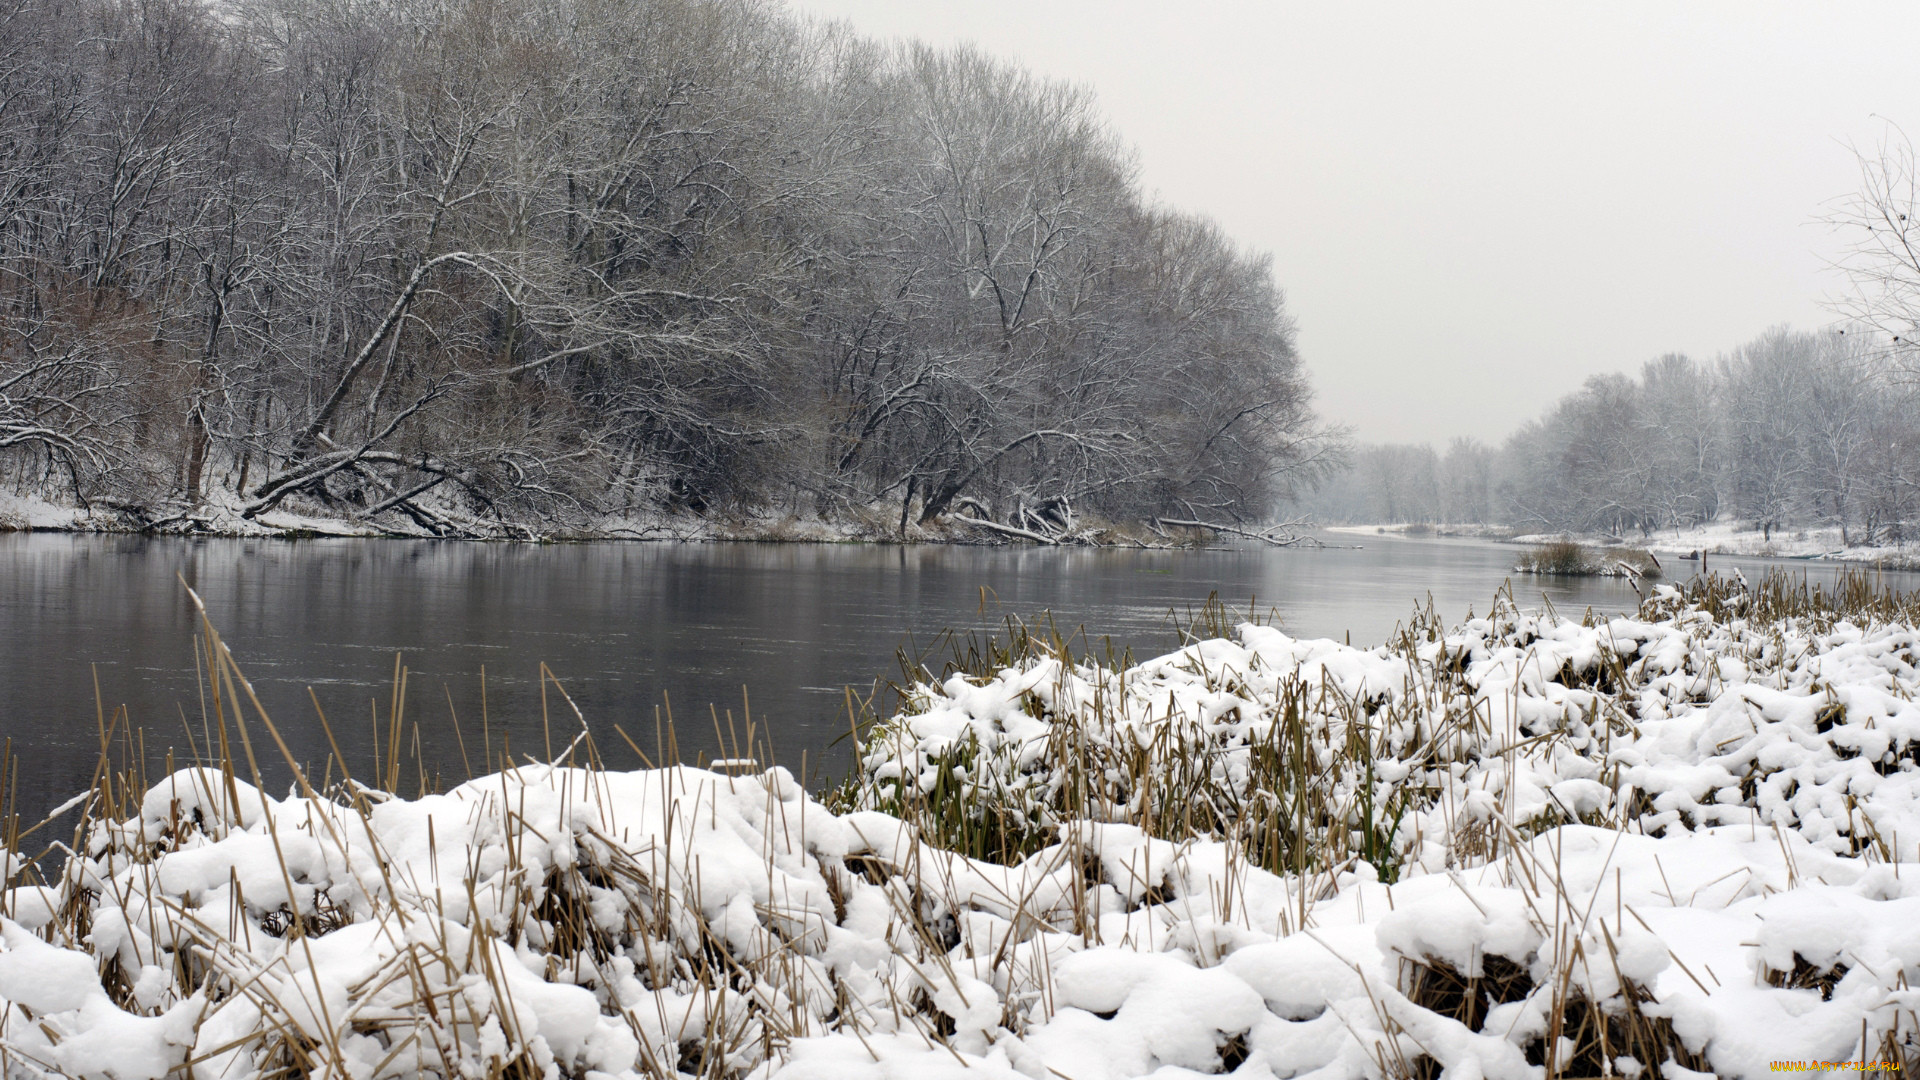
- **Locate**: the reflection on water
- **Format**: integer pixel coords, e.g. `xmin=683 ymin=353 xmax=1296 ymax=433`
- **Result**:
xmin=1 ymin=532 xmax=1913 ymax=815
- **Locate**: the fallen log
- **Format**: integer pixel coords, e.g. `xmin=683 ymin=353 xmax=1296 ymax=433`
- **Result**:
xmin=952 ymin=514 xmax=1060 ymax=545
xmin=1158 ymin=518 xmax=1317 ymax=547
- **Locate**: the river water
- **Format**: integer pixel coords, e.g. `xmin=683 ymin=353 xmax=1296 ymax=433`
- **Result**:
xmin=2 ymin=532 xmax=1913 ymax=818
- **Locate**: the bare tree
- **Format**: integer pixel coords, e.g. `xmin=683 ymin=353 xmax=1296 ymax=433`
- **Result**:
xmin=0 ymin=0 xmax=1339 ymax=537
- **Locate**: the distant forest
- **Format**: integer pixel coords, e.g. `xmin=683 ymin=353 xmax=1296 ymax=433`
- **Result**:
xmin=1299 ymin=327 xmax=1920 ymax=543
xmin=0 ymin=0 xmax=1333 ymax=537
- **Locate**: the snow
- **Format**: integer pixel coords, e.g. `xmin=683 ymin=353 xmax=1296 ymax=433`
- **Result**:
xmin=1333 ymin=519 xmax=1920 ymax=567
xmin=8 ymin=589 xmax=1920 ymax=1076
xmin=832 ymin=584 xmax=1920 ymax=1075
xmin=0 ymin=491 xmax=85 ymax=531
xmin=0 ymin=488 xmax=1032 ymax=543
xmin=1511 ymin=520 xmax=1920 ymax=566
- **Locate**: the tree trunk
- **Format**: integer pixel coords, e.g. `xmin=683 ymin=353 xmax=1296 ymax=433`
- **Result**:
xmin=183 ymin=403 xmax=209 ymax=505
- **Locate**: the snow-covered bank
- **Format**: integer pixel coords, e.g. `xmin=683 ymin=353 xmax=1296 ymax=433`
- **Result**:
xmin=839 ymin=575 xmax=1920 ymax=1076
xmin=1331 ymin=520 xmax=1920 ymax=568
xmin=1627 ymin=521 xmax=1920 ymax=567
xmin=9 ymin=577 xmax=1920 ymax=1078
xmin=0 ymin=489 xmax=895 ymax=542
xmin=0 ymin=491 xmax=1176 ymax=546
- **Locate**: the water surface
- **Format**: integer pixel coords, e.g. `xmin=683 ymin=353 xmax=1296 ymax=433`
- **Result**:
xmin=1 ymin=533 xmax=1909 ymax=817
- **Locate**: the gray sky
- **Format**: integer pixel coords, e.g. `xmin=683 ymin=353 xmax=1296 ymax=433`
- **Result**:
xmin=788 ymin=0 xmax=1920 ymax=445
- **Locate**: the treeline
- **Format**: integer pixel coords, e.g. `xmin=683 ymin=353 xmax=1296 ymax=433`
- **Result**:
xmin=0 ymin=0 xmax=1329 ymax=537
xmin=1302 ymin=327 xmax=1920 ymax=544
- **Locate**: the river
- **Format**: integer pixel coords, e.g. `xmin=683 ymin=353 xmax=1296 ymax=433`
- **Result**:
xmin=2 ymin=532 xmax=1912 ymax=819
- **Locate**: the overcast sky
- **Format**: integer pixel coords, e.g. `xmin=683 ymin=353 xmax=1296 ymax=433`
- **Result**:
xmin=787 ymin=1 xmax=1919 ymax=445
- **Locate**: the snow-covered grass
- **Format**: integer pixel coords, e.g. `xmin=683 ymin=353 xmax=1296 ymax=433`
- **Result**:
xmin=1509 ymin=540 xmax=1663 ymax=580
xmin=836 ymin=572 xmax=1920 ymax=1075
xmin=8 ymin=574 xmax=1920 ymax=1078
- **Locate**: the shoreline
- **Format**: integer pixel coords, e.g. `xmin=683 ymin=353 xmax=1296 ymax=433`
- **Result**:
xmin=17 ymin=492 xmax=1920 ymax=569
xmin=1330 ymin=520 xmax=1920 ymax=569
xmin=0 ymin=492 xmax=1299 ymax=548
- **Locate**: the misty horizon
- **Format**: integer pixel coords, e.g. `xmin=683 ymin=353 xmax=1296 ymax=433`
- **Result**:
xmin=793 ymin=1 xmax=1920 ymax=445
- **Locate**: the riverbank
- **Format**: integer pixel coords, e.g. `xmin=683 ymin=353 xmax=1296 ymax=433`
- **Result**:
xmin=1621 ymin=520 xmax=1920 ymax=567
xmin=0 ymin=490 xmax=1229 ymax=546
xmin=0 ymin=488 xmax=917 ymax=542
xmin=1516 ymin=524 xmax=1920 ymax=571
xmin=3 ymin=573 xmax=1918 ymax=1077
xmin=1333 ymin=520 xmax=1920 ymax=569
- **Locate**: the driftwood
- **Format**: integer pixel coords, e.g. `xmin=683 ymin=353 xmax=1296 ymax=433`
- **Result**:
xmin=1157 ymin=518 xmax=1320 ymax=548
xmin=953 ymin=514 xmax=1060 ymax=545
xmin=947 ymin=507 xmax=1328 ymax=549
